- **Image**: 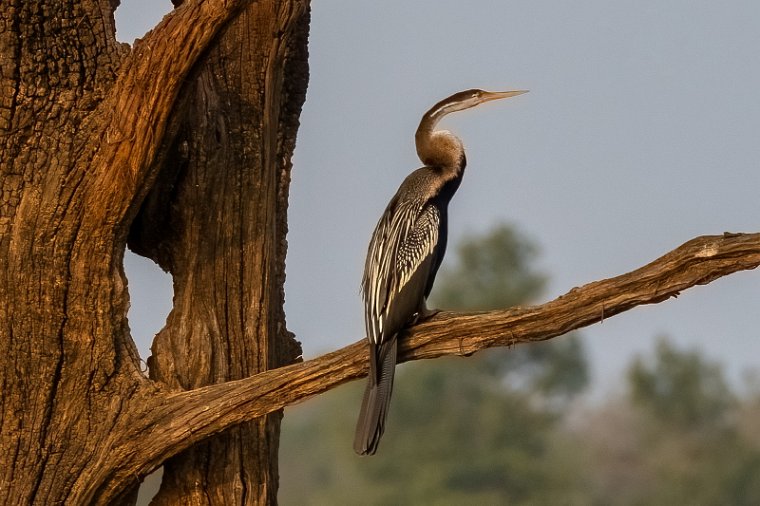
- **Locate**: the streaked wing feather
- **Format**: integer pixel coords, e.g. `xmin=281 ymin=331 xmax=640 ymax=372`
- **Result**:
xmin=362 ymin=199 xmax=439 ymax=344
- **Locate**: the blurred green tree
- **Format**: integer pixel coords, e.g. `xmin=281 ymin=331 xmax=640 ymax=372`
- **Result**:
xmin=628 ymin=338 xmax=734 ymax=429
xmin=582 ymin=339 xmax=760 ymax=505
xmin=280 ymin=224 xmax=760 ymax=505
xmin=431 ymin=223 xmax=546 ymax=310
xmin=279 ymin=223 xmax=590 ymax=505
xmin=431 ymin=224 xmax=588 ymax=404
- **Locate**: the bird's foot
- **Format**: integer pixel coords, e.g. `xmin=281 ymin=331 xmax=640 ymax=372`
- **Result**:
xmin=414 ymin=303 xmax=440 ymax=323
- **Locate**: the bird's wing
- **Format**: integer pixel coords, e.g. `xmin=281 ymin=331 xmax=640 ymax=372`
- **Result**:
xmin=362 ymin=199 xmax=440 ymax=344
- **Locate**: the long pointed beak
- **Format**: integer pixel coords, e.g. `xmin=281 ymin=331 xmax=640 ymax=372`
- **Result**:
xmin=481 ymin=90 xmax=529 ymax=103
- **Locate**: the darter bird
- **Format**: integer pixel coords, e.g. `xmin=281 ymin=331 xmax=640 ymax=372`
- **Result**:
xmin=354 ymin=88 xmax=528 ymax=455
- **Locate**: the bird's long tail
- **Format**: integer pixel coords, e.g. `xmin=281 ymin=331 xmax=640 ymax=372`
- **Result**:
xmin=353 ymin=337 xmax=398 ymax=455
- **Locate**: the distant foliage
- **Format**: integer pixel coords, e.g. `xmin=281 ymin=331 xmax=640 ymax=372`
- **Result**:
xmin=279 ymin=223 xmax=760 ymax=505
xmin=628 ymin=338 xmax=734 ymax=429
xmin=580 ymin=340 xmax=760 ymax=505
xmin=432 ymin=223 xmax=588 ymax=404
xmin=431 ymin=223 xmax=546 ymax=311
xmin=280 ymin=223 xmax=590 ymax=505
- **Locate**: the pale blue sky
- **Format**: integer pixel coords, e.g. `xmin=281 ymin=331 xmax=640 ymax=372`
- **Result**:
xmin=118 ymin=1 xmax=760 ymax=395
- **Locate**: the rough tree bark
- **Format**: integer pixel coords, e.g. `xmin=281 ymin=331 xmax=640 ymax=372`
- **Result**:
xmin=1 ymin=1 xmax=759 ymax=506
xmin=1 ymin=0 xmax=308 ymax=504
xmin=128 ymin=3 xmax=307 ymax=505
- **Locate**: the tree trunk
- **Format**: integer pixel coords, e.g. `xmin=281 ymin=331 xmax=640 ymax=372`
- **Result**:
xmin=0 ymin=0 xmax=308 ymax=504
xmin=129 ymin=3 xmax=307 ymax=505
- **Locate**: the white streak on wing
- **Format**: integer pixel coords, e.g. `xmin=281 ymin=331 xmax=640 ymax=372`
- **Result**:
xmin=361 ymin=198 xmax=439 ymax=345
xmin=396 ymin=206 xmax=439 ymax=290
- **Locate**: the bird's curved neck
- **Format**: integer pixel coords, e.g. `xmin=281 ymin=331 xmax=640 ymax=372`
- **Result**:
xmin=415 ymin=107 xmax=465 ymax=173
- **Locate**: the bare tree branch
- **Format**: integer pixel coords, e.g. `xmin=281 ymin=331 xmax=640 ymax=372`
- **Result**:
xmin=82 ymin=0 xmax=308 ymax=230
xmin=107 ymin=232 xmax=760 ymax=488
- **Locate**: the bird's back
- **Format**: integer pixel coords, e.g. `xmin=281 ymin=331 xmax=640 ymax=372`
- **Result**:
xmin=361 ymin=166 xmax=451 ymax=343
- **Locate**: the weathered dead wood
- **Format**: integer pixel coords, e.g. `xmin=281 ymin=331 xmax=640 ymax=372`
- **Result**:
xmin=130 ymin=1 xmax=308 ymax=505
xmin=0 ymin=0 xmax=309 ymax=504
xmin=105 ymin=232 xmax=759 ymax=489
xmin=84 ymin=0 xmax=277 ymax=233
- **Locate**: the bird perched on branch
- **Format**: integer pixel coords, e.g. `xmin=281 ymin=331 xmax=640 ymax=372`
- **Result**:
xmin=354 ymin=88 xmax=528 ymax=455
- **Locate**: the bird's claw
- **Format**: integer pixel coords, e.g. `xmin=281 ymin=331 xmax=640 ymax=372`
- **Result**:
xmin=414 ymin=304 xmax=440 ymax=323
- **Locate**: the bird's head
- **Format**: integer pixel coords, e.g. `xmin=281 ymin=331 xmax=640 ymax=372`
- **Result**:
xmin=428 ymin=89 xmax=528 ymax=119
xmin=416 ymin=88 xmax=528 ymax=168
